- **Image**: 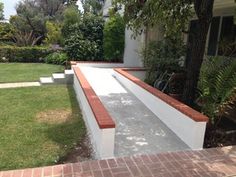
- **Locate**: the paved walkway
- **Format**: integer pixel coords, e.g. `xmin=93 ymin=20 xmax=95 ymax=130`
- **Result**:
xmin=80 ymin=67 xmax=189 ymax=157
xmin=0 ymin=82 xmax=41 ymax=89
xmin=1 ymin=146 xmax=235 ymax=177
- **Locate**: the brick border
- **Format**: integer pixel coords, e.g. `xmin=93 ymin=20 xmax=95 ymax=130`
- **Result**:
xmin=114 ymin=68 xmax=208 ymax=122
xmin=1 ymin=146 xmax=235 ymax=177
xmin=73 ymin=67 xmax=115 ymax=129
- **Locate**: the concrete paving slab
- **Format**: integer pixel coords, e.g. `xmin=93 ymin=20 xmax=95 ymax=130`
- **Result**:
xmin=80 ymin=66 xmax=190 ymax=157
xmin=0 ymin=82 xmax=41 ymax=89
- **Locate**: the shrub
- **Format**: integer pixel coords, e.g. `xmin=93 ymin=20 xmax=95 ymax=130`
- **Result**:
xmin=198 ymin=56 xmax=236 ymax=124
xmin=0 ymin=46 xmax=51 ymax=62
xmin=65 ymin=14 xmax=104 ymax=60
xmin=142 ymin=38 xmax=186 ymax=84
xmin=103 ymin=13 xmax=125 ymax=62
xmin=45 ymin=52 xmax=68 ymax=65
xmin=62 ymin=5 xmax=81 ymax=38
xmin=0 ymin=22 xmax=15 ymax=43
xmin=45 ymin=21 xmax=63 ymax=45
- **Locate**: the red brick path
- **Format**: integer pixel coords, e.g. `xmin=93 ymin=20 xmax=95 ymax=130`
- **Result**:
xmin=1 ymin=146 xmax=236 ymax=177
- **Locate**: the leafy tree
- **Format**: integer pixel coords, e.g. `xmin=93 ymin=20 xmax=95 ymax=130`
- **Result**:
xmin=115 ymin=0 xmax=214 ymax=106
xmin=45 ymin=21 xmax=63 ymax=45
xmin=10 ymin=0 xmax=66 ymax=43
xmin=65 ymin=13 xmax=104 ymax=60
xmin=103 ymin=12 xmax=125 ymax=61
xmin=0 ymin=23 xmax=15 ymax=43
xmin=0 ymin=2 xmax=4 ymax=20
xmin=62 ymin=5 xmax=81 ymax=37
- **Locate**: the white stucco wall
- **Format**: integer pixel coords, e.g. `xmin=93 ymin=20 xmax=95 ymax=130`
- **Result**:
xmin=73 ymin=71 xmax=115 ymax=159
xmin=123 ymin=29 xmax=145 ymax=67
xmin=114 ymin=70 xmax=207 ymax=150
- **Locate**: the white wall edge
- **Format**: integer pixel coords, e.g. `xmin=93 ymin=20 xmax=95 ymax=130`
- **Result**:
xmin=76 ymin=63 xmax=125 ymax=68
xmin=73 ymin=73 xmax=115 ymax=159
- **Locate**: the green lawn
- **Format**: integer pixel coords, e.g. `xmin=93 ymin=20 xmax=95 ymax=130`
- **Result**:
xmin=0 ymin=85 xmax=86 ymax=170
xmin=0 ymin=63 xmax=64 ymax=83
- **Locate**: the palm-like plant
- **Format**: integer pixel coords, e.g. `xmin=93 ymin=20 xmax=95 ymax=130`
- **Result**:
xmin=198 ymin=56 xmax=236 ymax=125
xmin=12 ymin=31 xmax=42 ymax=46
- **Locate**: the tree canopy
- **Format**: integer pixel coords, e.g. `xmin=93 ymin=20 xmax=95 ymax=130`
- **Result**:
xmin=115 ymin=0 xmax=193 ymax=39
xmin=115 ymin=0 xmax=215 ymax=105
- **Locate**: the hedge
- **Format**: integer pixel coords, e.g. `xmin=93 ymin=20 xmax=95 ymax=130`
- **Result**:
xmin=0 ymin=46 xmax=52 ymax=63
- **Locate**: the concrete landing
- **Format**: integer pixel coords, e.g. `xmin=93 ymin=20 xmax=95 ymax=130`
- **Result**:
xmin=80 ymin=66 xmax=189 ymax=157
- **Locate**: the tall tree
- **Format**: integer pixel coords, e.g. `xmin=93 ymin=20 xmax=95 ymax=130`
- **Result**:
xmin=10 ymin=0 xmax=66 ymax=40
xmin=0 ymin=2 xmax=4 ymax=20
xmin=115 ymin=0 xmax=214 ymax=106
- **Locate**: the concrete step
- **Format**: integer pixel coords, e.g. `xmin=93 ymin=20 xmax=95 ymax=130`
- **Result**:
xmin=52 ymin=73 xmax=66 ymax=84
xmin=40 ymin=77 xmax=54 ymax=85
xmin=64 ymin=70 xmax=74 ymax=84
xmin=64 ymin=69 xmax=74 ymax=75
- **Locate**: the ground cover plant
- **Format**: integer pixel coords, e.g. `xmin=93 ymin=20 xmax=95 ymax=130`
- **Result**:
xmin=0 ymin=63 xmax=64 ymax=83
xmin=0 ymin=85 xmax=87 ymax=170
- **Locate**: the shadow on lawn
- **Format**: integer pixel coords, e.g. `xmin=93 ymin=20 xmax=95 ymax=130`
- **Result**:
xmin=45 ymin=85 xmax=92 ymax=163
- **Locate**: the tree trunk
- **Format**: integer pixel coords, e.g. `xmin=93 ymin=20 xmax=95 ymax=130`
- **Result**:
xmin=182 ymin=0 xmax=214 ymax=106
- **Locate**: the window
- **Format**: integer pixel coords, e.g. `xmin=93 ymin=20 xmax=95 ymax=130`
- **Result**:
xmin=207 ymin=16 xmax=236 ymax=57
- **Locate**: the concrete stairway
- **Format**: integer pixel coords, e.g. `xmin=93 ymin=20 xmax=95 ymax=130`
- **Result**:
xmin=40 ymin=69 xmax=74 ymax=85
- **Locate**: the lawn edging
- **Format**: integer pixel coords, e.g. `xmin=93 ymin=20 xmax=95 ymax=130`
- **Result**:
xmin=114 ymin=68 xmax=208 ymax=150
xmin=73 ymin=66 xmax=115 ymax=159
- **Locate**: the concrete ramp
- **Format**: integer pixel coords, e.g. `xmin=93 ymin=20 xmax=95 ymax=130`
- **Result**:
xmin=79 ymin=66 xmax=189 ymax=157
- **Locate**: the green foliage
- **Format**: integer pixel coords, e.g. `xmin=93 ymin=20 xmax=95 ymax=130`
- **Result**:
xmin=0 ymin=23 xmax=15 ymax=43
xmin=114 ymin=0 xmax=192 ymax=39
xmin=10 ymin=0 xmax=66 ymax=44
xmin=198 ymin=57 xmax=236 ymax=124
xmin=62 ymin=5 xmax=81 ymax=38
xmin=45 ymin=52 xmax=68 ymax=65
xmin=0 ymin=46 xmax=51 ymax=62
xmin=142 ymin=39 xmax=186 ymax=84
xmin=0 ymin=2 xmax=4 ymax=20
xmin=103 ymin=13 xmax=125 ymax=62
xmin=45 ymin=21 xmax=63 ymax=45
xmin=65 ymin=14 xmax=104 ymax=60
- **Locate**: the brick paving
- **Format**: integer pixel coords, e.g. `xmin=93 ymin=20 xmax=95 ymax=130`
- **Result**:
xmin=0 ymin=146 xmax=236 ymax=177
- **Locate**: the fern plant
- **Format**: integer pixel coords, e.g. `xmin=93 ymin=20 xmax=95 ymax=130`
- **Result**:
xmin=198 ymin=56 xmax=236 ymax=125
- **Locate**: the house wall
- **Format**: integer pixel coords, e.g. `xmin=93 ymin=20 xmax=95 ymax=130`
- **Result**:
xmin=123 ymin=29 xmax=145 ymax=67
xmin=103 ymin=0 xmax=144 ymax=67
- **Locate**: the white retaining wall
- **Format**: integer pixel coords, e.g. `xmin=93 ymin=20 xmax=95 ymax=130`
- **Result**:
xmin=126 ymin=70 xmax=146 ymax=81
xmin=73 ymin=73 xmax=115 ymax=159
xmin=114 ymin=71 xmax=207 ymax=150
